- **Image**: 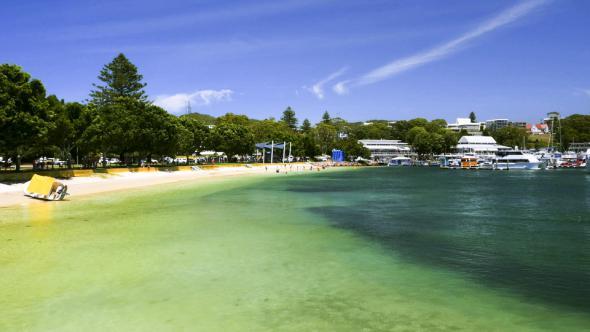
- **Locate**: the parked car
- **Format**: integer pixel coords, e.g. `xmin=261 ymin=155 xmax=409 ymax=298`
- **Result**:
xmin=174 ymin=157 xmax=188 ymax=164
xmin=0 ymin=157 xmax=13 ymax=168
xmin=98 ymin=157 xmax=120 ymax=166
xmin=36 ymin=157 xmax=66 ymax=167
xmin=140 ymin=158 xmax=158 ymax=165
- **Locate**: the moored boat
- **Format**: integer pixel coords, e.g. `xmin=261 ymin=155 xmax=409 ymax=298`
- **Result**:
xmin=439 ymin=154 xmax=461 ymax=169
xmin=461 ymin=155 xmax=479 ymax=169
xmin=388 ymin=156 xmax=412 ymax=166
xmin=493 ymin=151 xmax=541 ymax=170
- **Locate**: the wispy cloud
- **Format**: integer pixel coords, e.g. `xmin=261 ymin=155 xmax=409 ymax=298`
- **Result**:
xmin=576 ymin=88 xmax=590 ymax=98
xmin=308 ymin=67 xmax=348 ymax=99
xmin=332 ymin=80 xmax=351 ymax=95
xmin=154 ymin=89 xmax=234 ymax=114
xmin=334 ymin=0 xmax=547 ymax=94
xmin=53 ymin=0 xmax=333 ymax=41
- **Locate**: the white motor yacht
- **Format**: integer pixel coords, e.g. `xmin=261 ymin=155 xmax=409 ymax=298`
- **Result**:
xmin=388 ymin=156 xmax=412 ymax=166
xmin=494 ymin=151 xmax=541 ymax=170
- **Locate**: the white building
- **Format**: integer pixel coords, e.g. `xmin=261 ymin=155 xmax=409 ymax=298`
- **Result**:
xmin=455 ymin=136 xmax=510 ymax=155
xmin=484 ymin=119 xmax=509 ymax=131
xmin=359 ymin=139 xmax=411 ymax=162
xmin=447 ymin=118 xmax=483 ymax=134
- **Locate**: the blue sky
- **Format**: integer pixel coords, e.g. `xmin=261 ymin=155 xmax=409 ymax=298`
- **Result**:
xmin=1 ymin=0 xmax=589 ymax=123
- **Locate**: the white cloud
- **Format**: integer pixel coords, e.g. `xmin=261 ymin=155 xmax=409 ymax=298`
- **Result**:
xmin=333 ymin=80 xmax=351 ymax=95
xmin=154 ymin=89 xmax=234 ymax=114
xmin=578 ymin=88 xmax=590 ymax=98
xmin=55 ymin=0 xmax=330 ymax=41
xmin=334 ymin=0 xmax=547 ymax=93
xmin=309 ymin=67 xmax=348 ymax=99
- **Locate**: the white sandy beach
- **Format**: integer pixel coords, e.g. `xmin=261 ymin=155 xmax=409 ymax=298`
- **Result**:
xmin=0 ymin=164 xmax=319 ymax=208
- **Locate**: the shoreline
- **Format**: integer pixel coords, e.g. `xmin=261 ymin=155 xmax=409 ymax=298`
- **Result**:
xmin=0 ymin=164 xmax=340 ymax=209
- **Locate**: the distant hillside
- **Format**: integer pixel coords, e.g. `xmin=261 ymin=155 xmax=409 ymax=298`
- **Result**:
xmin=180 ymin=112 xmax=217 ymax=124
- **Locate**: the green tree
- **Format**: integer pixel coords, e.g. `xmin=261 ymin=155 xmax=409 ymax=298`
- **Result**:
xmin=408 ymin=118 xmax=428 ymax=128
xmin=178 ymin=116 xmax=211 ymax=154
xmin=425 ymin=119 xmax=447 ymax=133
xmin=429 ymin=132 xmax=445 ymax=155
xmin=301 ymin=118 xmax=312 ymax=133
xmin=469 ymin=112 xmax=477 ymax=123
xmin=135 ymin=104 xmax=180 ymax=160
xmin=561 ymin=114 xmax=590 ymax=150
xmin=0 ymin=64 xmax=52 ymax=171
xmin=184 ymin=112 xmax=216 ymax=125
xmin=322 ymin=110 xmax=331 ymax=124
xmin=215 ymin=113 xmax=251 ymax=127
xmin=46 ymin=96 xmax=76 ymax=166
xmin=250 ymin=119 xmax=293 ymax=143
xmin=300 ymin=134 xmax=319 ymax=159
xmin=412 ymin=131 xmax=434 ymax=158
xmin=281 ymin=106 xmax=298 ymax=130
xmin=405 ymin=126 xmax=428 ymax=146
xmin=335 ymin=138 xmax=370 ymax=160
xmin=210 ymin=122 xmax=254 ymax=160
xmin=492 ymin=126 xmax=528 ymax=149
xmin=363 ymin=122 xmax=391 ymax=139
xmin=80 ymin=102 xmax=130 ymax=166
xmin=390 ymin=120 xmax=412 ymax=140
xmin=314 ymin=122 xmax=337 ymax=154
xmin=443 ymin=131 xmax=459 ymax=153
xmin=90 ymin=53 xmax=147 ymax=105
xmin=85 ymin=54 xmax=155 ymax=165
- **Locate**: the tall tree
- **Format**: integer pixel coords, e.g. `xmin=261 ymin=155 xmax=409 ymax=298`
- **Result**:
xmin=86 ymin=54 xmax=150 ymax=164
xmin=469 ymin=111 xmax=477 ymax=123
xmin=314 ymin=122 xmax=337 ymax=154
xmin=46 ymin=96 xmax=76 ymax=166
xmin=90 ymin=53 xmax=147 ymax=105
xmin=0 ymin=64 xmax=52 ymax=171
xmin=322 ymin=110 xmax=331 ymax=124
xmin=281 ymin=106 xmax=298 ymax=130
xmin=301 ymin=119 xmax=312 ymax=133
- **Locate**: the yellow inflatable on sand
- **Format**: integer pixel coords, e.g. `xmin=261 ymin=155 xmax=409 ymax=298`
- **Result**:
xmin=23 ymin=174 xmax=69 ymax=201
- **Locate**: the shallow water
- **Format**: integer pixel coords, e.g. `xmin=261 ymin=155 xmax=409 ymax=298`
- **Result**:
xmin=1 ymin=168 xmax=589 ymax=331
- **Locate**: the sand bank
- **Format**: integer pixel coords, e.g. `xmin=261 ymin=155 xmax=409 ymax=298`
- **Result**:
xmin=0 ymin=164 xmax=321 ymax=208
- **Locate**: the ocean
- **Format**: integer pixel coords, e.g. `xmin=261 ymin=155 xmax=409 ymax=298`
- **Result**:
xmin=1 ymin=167 xmax=589 ymax=331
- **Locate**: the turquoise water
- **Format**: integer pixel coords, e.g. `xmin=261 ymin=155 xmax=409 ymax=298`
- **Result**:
xmin=1 ymin=168 xmax=590 ymax=331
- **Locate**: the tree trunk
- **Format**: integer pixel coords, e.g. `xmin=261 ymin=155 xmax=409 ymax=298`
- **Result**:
xmin=15 ymin=154 xmax=21 ymax=172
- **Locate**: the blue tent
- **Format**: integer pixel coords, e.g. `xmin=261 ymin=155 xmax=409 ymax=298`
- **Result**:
xmin=332 ymin=149 xmax=344 ymax=162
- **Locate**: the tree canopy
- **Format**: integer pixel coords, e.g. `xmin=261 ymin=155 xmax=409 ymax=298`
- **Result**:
xmin=0 ymin=64 xmax=52 ymax=170
xmin=281 ymin=106 xmax=298 ymax=130
xmin=90 ymin=53 xmax=147 ymax=105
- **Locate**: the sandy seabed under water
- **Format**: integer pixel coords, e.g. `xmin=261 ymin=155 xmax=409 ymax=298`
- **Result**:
xmin=1 ymin=167 xmax=590 ymax=331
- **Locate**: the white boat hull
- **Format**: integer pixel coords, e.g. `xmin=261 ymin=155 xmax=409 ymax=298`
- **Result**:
xmin=23 ymin=181 xmax=69 ymax=201
xmin=494 ymin=162 xmax=541 ymax=170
